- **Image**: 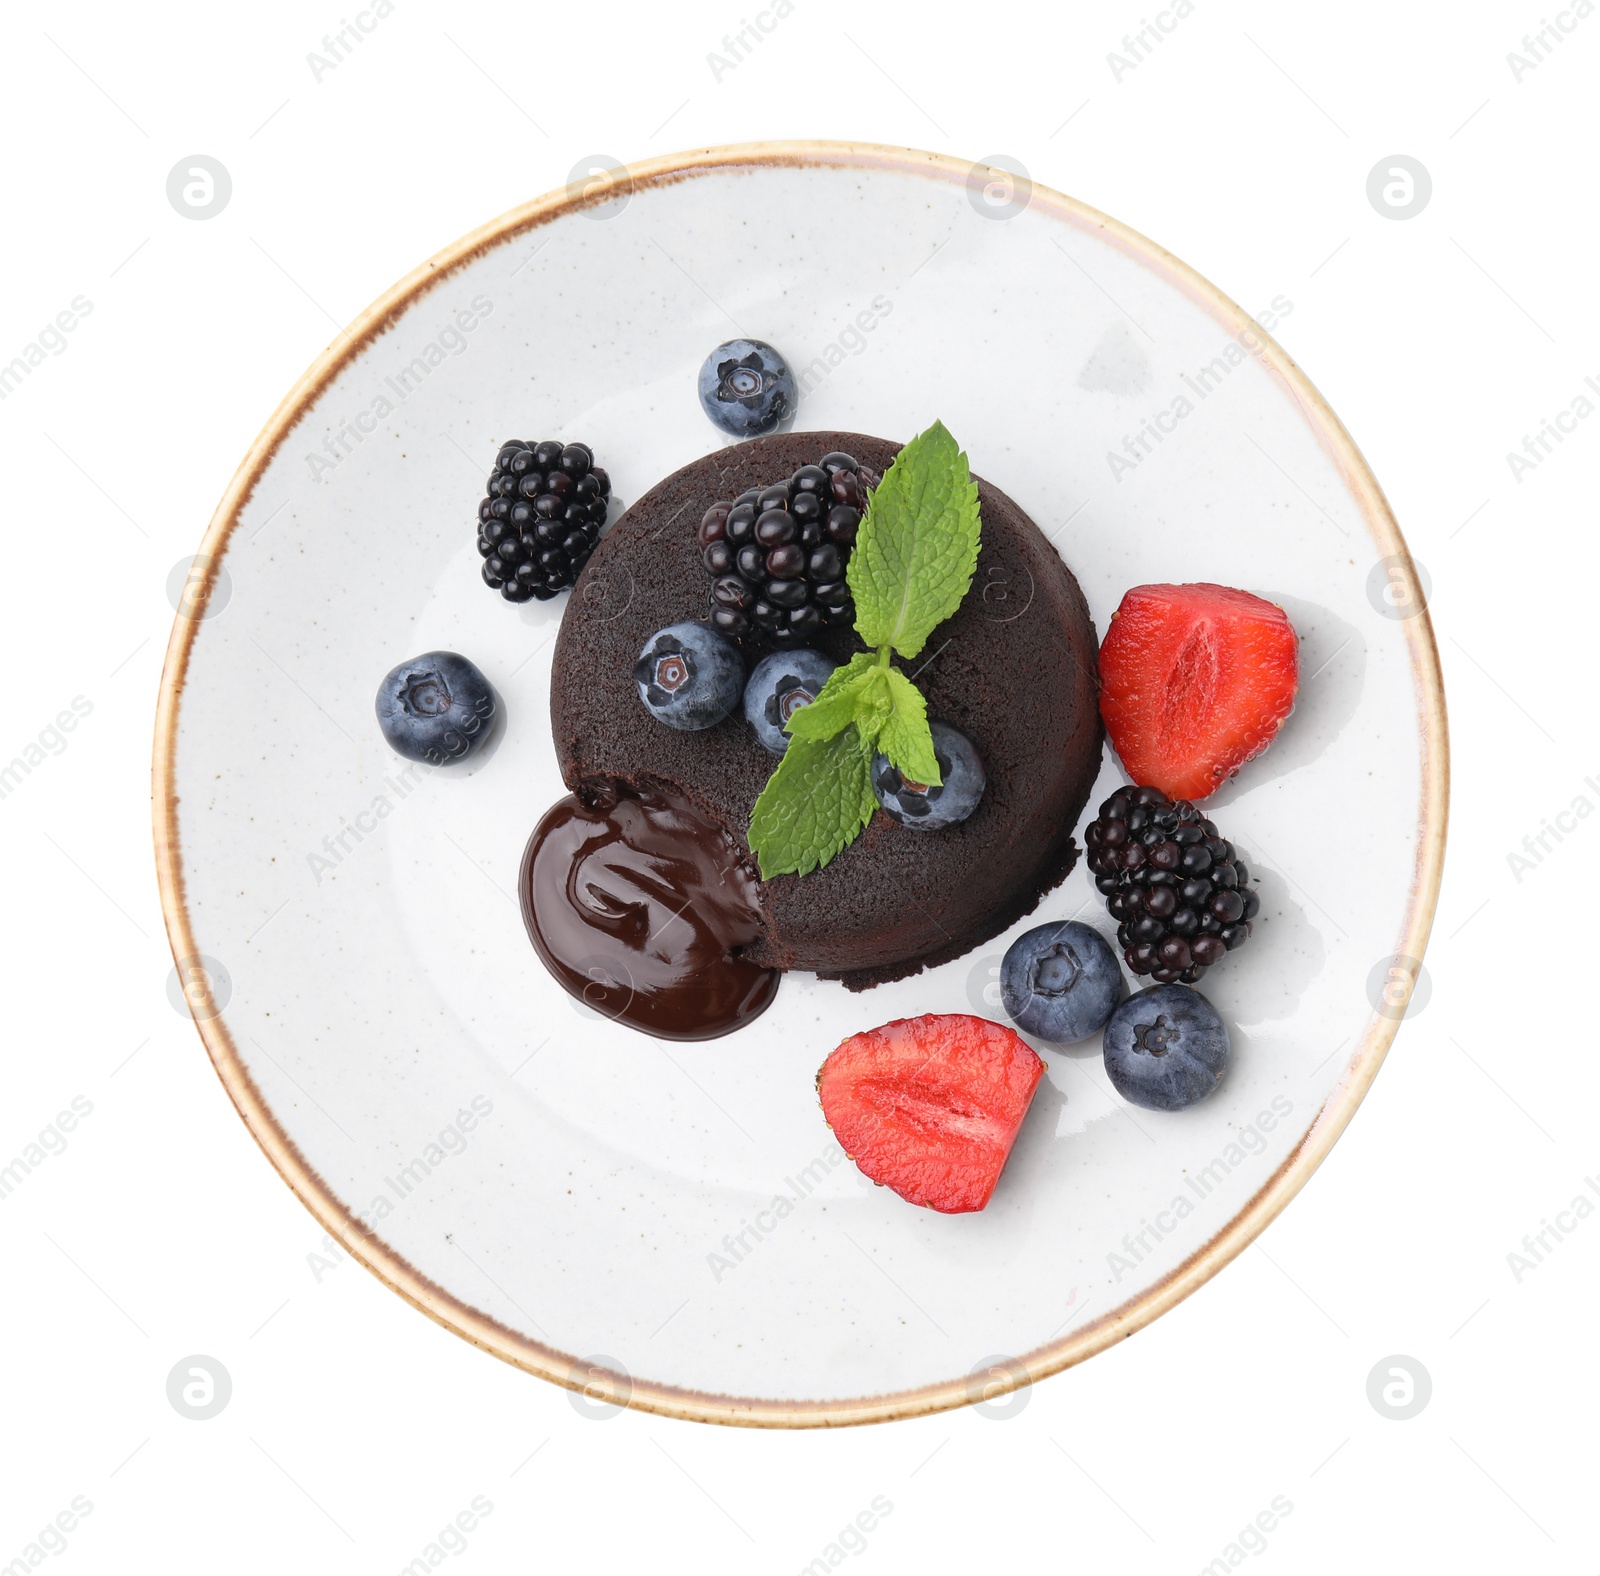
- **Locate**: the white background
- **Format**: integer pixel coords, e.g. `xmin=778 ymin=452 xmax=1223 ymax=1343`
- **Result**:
xmin=1 ymin=0 xmax=1592 ymax=1570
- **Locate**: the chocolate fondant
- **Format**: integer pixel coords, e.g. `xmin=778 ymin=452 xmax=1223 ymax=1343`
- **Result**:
xmin=548 ymin=431 xmax=1102 ymax=991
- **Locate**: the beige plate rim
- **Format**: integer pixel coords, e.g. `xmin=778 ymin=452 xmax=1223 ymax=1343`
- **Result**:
xmin=152 ymin=139 xmax=1450 ymax=1429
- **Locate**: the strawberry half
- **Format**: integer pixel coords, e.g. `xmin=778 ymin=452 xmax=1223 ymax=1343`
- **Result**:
xmin=817 ymin=1014 xmax=1045 ymax=1214
xmin=1098 ymin=582 xmax=1299 ymax=802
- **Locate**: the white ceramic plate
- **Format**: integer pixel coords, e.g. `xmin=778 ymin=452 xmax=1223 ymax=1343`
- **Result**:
xmin=155 ymin=142 xmax=1446 ymax=1427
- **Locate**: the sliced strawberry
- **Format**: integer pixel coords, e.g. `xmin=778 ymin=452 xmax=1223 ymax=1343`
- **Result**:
xmin=817 ymin=1014 xmax=1045 ymax=1214
xmin=1098 ymin=582 xmax=1299 ymax=802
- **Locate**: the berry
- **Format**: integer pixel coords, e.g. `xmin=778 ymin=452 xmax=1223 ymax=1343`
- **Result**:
xmin=1102 ymin=984 xmax=1230 ymax=1111
xmin=697 ymin=338 xmax=797 ymax=436
xmin=1000 ymin=921 xmax=1124 ymax=1044
xmin=477 ymin=438 xmax=611 ymax=602
xmin=1084 ymin=785 xmax=1260 ymax=984
xmin=872 ymin=722 xmax=985 ymax=829
xmin=817 ymin=1014 xmax=1045 ymax=1213
xmin=1098 ymin=582 xmax=1299 ymax=801
xmin=632 ymin=622 xmax=744 ymax=731
xmin=743 ymin=648 xmax=837 ymax=755
xmin=375 ymin=651 xmax=496 ymax=766
xmin=698 ymin=452 xmax=877 ymax=647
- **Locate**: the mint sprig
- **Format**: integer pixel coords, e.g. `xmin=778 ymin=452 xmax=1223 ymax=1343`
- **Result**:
xmin=748 ymin=422 xmax=982 ymax=879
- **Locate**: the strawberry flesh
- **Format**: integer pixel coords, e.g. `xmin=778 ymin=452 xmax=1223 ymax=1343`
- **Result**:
xmin=817 ymin=1013 xmax=1045 ymax=1213
xmin=1098 ymin=582 xmax=1299 ymax=802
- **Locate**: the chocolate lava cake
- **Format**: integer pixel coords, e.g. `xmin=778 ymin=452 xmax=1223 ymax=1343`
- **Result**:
xmin=548 ymin=431 xmax=1102 ymax=989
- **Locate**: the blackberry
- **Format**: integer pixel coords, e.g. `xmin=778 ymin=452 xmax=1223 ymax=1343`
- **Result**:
xmin=477 ymin=439 xmax=611 ymax=602
xmin=1083 ymin=785 xmax=1261 ymax=986
xmin=697 ymin=451 xmax=877 ymax=647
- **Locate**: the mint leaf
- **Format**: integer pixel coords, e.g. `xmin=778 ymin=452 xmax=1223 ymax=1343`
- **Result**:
xmin=783 ymin=653 xmax=881 ymax=744
xmin=876 ymin=666 xmax=942 ymax=786
xmin=748 ymin=725 xmax=877 ymax=879
xmin=847 ymin=419 xmax=982 ymax=660
xmin=744 ymin=420 xmax=983 ymax=880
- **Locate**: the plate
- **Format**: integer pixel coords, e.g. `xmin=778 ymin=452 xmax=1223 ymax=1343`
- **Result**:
xmin=154 ymin=141 xmax=1447 ymax=1427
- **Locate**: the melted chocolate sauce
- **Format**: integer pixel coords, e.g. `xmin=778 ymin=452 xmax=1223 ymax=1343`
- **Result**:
xmin=520 ymin=782 xmax=778 ymax=1041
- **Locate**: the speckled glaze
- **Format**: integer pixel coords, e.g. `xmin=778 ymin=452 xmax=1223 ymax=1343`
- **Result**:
xmin=153 ymin=143 xmax=1447 ymax=1428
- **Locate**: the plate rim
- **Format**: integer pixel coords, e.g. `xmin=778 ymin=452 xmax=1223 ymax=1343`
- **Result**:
xmin=152 ymin=138 xmax=1449 ymax=1428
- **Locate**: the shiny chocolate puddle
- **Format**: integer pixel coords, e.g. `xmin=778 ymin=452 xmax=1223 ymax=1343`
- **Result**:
xmin=520 ymin=782 xmax=778 ymax=1041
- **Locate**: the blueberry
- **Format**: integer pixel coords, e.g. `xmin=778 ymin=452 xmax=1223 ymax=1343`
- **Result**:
xmin=375 ymin=651 xmax=497 ymax=766
xmin=633 ymin=621 xmax=744 ymax=730
xmin=697 ymin=338 xmax=796 ymax=437
xmin=872 ymin=722 xmax=985 ymax=829
xmin=1102 ymin=984 xmax=1230 ymax=1111
xmin=743 ymin=648 xmax=837 ymax=755
xmin=1000 ymin=921 xmax=1124 ymax=1044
